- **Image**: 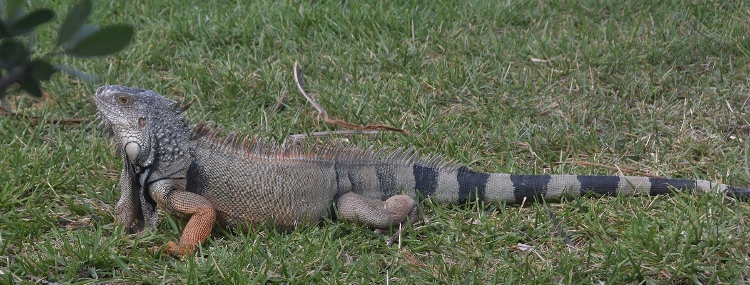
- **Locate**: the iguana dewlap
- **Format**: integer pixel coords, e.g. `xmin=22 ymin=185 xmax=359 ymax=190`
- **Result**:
xmin=94 ymin=85 xmax=750 ymax=255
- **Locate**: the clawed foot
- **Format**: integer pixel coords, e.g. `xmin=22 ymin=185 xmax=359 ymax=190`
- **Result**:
xmin=379 ymin=195 xmax=420 ymax=246
xmin=151 ymin=241 xmax=196 ymax=256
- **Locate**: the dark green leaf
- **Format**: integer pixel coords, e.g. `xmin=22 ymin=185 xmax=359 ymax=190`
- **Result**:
xmin=7 ymin=9 xmax=54 ymax=36
xmin=30 ymin=60 xmax=56 ymax=81
xmin=64 ymin=25 xmax=133 ymax=57
xmin=0 ymin=39 xmax=26 ymax=68
xmin=0 ymin=20 xmax=8 ymax=38
xmin=55 ymin=64 xmax=96 ymax=82
xmin=61 ymin=25 xmax=97 ymax=50
xmin=18 ymin=76 xmax=42 ymax=97
xmin=56 ymin=0 xmax=92 ymax=47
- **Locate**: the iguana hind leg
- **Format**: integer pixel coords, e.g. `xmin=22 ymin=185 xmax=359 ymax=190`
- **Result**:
xmin=336 ymin=192 xmax=418 ymax=230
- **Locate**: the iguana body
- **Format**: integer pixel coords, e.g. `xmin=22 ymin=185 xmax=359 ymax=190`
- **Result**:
xmin=94 ymin=85 xmax=750 ymax=255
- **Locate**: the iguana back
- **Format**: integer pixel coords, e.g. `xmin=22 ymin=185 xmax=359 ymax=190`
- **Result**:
xmin=94 ymin=85 xmax=750 ymax=255
xmin=187 ymin=127 xmax=339 ymax=230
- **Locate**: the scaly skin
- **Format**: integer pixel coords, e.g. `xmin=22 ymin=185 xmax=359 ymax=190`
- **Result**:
xmin=94 ymin=85 xmax=750 ymax=255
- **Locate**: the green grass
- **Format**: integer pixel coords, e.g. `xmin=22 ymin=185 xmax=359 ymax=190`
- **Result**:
xmin=2 ymin=0 xmax=750 ymax=283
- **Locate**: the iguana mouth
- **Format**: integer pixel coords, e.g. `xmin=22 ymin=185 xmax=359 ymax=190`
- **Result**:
xmin=94 ymin=111 xmax=110 ymax=130
xmin=94 ymin=111 xmax=116 ymax=143
xmin=93 ymin=91 xmax=115 ymax=133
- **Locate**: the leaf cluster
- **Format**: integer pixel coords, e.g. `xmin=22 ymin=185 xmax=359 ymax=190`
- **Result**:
xmin=0 ymin=0 xmax=133 ymax=109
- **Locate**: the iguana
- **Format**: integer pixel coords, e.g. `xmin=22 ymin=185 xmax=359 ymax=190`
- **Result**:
xmin=94 ymin=84 xmax=750 ymax=255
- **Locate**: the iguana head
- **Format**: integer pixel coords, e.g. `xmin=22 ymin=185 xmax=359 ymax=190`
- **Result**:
xmin=94 ymin=85 xmax=192 ymax=167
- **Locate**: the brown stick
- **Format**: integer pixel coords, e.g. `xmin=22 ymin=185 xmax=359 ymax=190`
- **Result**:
xmin=288 ymin=130 xmax=380 ymax=140
xmin=0 ymin=108 xmax=86 ymax=125
xmin=292 ymin=61 xmax=408 ymax=134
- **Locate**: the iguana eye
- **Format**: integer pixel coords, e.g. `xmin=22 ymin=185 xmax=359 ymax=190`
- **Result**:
xmin=117 ymin=96 xmax=129 ymax=104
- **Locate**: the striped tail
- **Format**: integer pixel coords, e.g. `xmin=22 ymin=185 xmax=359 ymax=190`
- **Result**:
xmin=413 ymin=166 xmax=750 ymax=204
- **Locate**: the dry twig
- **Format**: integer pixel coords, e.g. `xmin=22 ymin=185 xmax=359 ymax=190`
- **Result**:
xmin=288 ymin=130 xmax=380 ymax=140
xmin=292 ymin=61 xmax=407 ymax=134
xmin=0 ymin=108 xmax=86 ymax=126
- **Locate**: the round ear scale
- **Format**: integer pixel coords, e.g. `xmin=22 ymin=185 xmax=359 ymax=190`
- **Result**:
xmin=122 ymin=138 xmax=141 ymax=164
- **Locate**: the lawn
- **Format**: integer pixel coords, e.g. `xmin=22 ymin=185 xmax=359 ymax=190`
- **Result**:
xmin=2 ymin=0 xmax=750 ymax=283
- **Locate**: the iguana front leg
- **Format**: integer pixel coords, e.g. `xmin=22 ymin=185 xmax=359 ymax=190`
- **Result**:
xmin=149 ymin=180 xmax=216 ymax=255
xmin=336 ymin=192 xmax=419 ymax=230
